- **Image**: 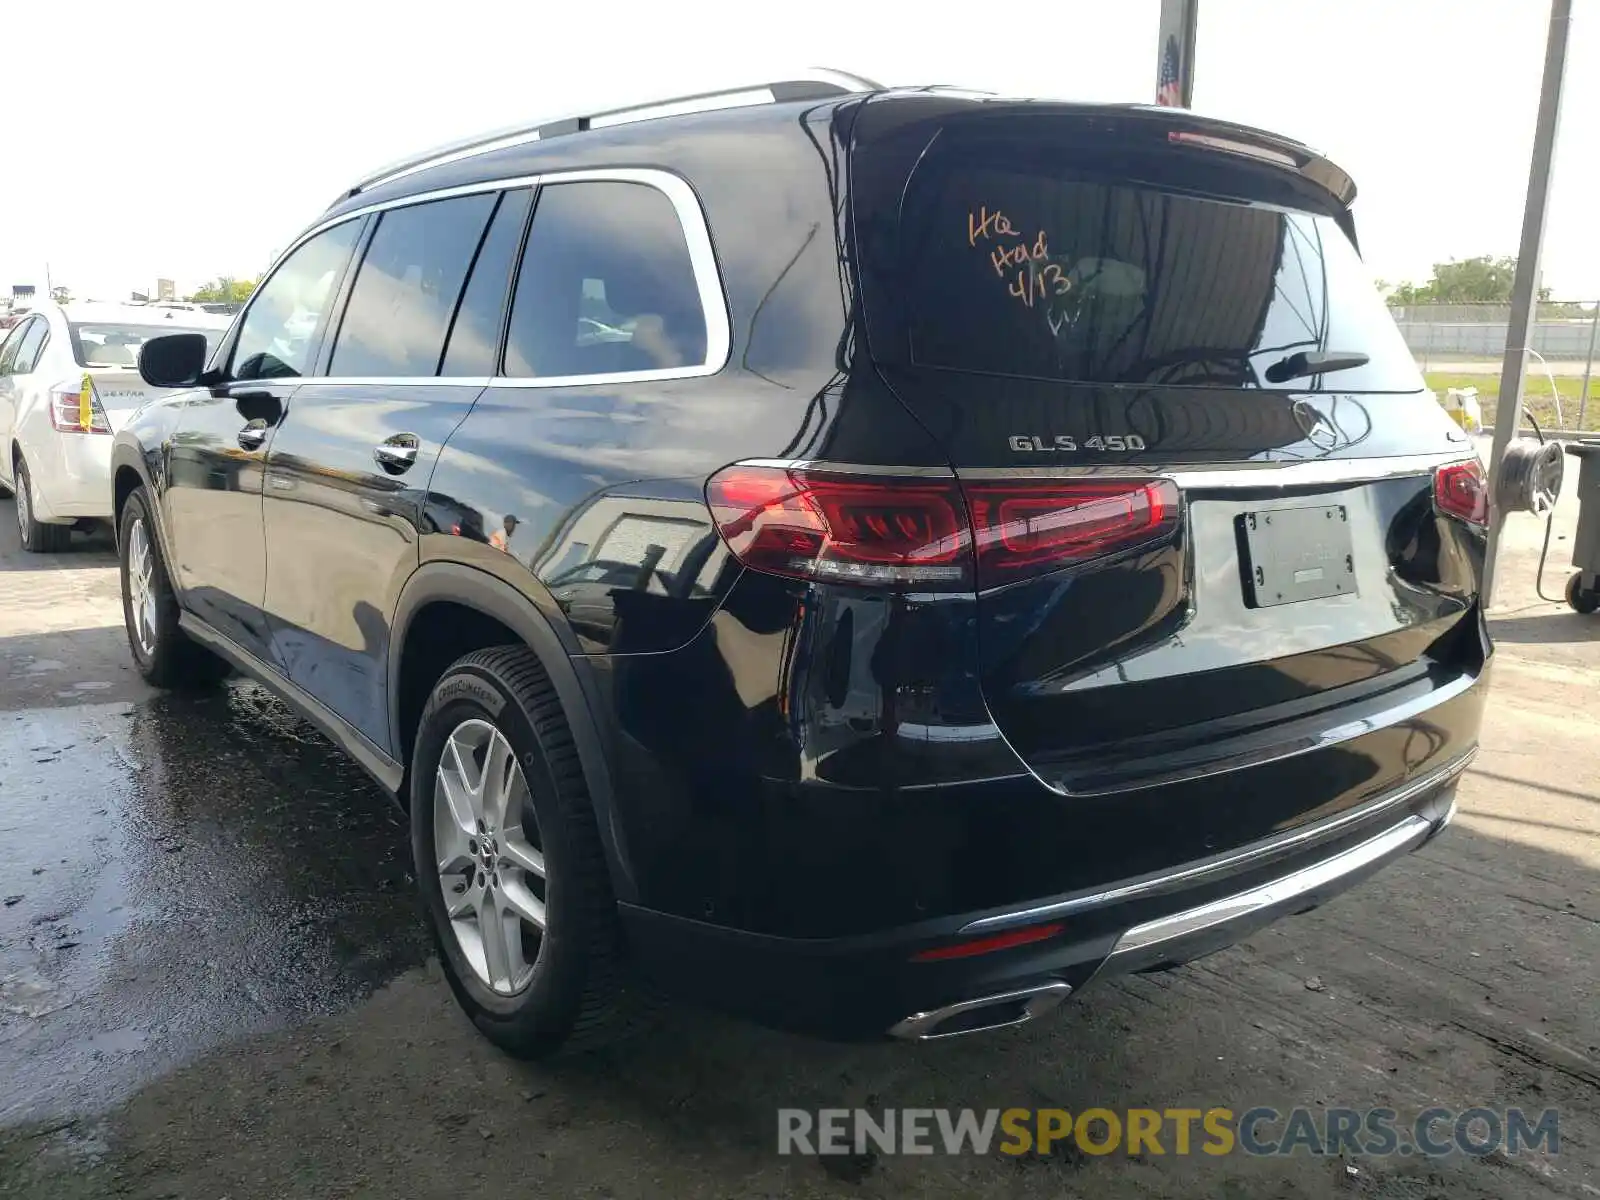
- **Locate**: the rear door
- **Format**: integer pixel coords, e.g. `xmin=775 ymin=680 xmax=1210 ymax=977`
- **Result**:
xmin=163 ymin=219 xmax=363 ymax=662
xmin=852 ymin=103 xmax=1484 ymax=830
xmin=260 ymin=189 xmax=519 ymax=753
xmin=0 ymin=318 xmax=37 ymax=476
xmin=3 ymin=316 xmax=51 ymax=468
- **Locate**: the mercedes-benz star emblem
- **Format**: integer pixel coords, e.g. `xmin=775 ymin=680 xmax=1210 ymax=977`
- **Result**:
xmin=1292 ymin=399 xmax=1341 ymax=451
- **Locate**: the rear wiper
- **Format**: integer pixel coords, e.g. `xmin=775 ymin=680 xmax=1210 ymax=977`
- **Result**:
xmin=1263 ymin=349 xmax=1371 ymax=384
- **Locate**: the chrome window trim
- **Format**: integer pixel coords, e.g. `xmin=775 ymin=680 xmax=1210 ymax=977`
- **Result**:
xmin=291 ymin=376 xmax=494 ymax=388
xmin=491 ymin=168 xmax=728 ymax=388
xmin=240 ymin=168 xmax=729 ymax=391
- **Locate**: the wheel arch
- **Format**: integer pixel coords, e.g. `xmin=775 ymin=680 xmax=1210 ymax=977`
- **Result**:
xmin=10 ymin=433 xmax=32 ymax=487
xmin=389 ymin=562 xmax=636 ymax=904
xmin=112 ymin=463 xmax=144 ymax=535
xmin=109 ymin=440 xmax=167 ymax=558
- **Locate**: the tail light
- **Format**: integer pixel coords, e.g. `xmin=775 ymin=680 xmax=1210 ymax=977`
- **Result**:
xmin=964 ymin=479 xmax=1179 ymax=589
xmin=704 ymin=467 xmax=968 ymax=586
xmin=49 ymin=375 xmax=112 ymax=434
xmin=1434 ymin=458 xmax=1488 ymax=527
xmin=705 ymin=465 xmax=1181 ymax=590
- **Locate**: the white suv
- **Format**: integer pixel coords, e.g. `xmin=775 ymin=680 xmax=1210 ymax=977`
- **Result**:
xmin=0 ymin=303 xmax=229 ymax=551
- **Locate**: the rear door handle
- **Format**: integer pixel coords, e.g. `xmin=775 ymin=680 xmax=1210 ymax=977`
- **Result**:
xmin=237 ymin=419 xmax=270 ymax=451
xmin=374 ymin=433 xmax=420 ymax=474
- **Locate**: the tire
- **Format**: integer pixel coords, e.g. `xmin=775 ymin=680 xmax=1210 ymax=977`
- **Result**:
xmin=118 ymin=487 xmax=230 ymax=687
xmin=14 ymin=455 xmax=71 ymax=553
xmin=1567 ymin=572 xmax=1600 ymax=615
xmin=411 ymin=645 xmax=644 ymax=1058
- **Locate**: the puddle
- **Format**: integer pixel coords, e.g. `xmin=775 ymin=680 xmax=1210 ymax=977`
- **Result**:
xmin=0 ymin=687 xmax=429 ymax=1125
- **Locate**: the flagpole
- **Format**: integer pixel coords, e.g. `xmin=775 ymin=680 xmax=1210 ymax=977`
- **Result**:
xmin=1156 ymin=0 xmax=1199 ymax=107
xmin=1482 ymin=0 xmax=1574 ymax=603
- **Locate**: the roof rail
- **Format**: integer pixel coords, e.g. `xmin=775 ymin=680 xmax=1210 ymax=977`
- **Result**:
xmin=341 ymin=68 xmax=884 ymax=202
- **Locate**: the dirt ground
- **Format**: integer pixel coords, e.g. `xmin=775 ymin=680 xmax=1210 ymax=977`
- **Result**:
xmin=0 ymin=462 xmax=1595 ymax=1199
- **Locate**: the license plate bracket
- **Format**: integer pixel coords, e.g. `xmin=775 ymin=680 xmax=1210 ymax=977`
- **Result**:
xmin=1238 ymin=504 xmax=1357 ymax=608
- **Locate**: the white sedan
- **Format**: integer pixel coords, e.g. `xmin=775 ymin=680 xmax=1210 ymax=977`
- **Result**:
xmin=0 ymin=303 xmax=230 ymax=551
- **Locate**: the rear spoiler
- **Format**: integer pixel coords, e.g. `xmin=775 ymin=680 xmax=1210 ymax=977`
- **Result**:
xmin=1157 ymin=115 xmax=1360 ymax=249
xmin=866 ymin=93 xmax=1359 ymax=212
xmin=926 ymin=95 xmax=1363 ymax=249
xmin=1150 ymin=111 xmax=1357 ymax=208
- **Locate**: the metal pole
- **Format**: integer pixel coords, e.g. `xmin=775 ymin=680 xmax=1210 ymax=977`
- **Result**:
xmin=1483 ymin=0 xmax=1574 ymax=605
xmin=1156 ymin=0 xmax=1199 ymax=107
xmin=1578 ymin=298 xmax=1598 ymax=430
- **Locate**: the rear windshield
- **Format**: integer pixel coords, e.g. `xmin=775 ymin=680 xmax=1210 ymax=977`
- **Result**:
xmin=71 ymin=323 xmax=224 ymax=369
xmin=891 ymin=153 xmax=1421 ymax=393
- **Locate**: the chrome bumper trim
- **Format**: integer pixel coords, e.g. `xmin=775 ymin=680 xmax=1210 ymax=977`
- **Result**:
xmin=1102 ymin=813 xmax=1434 ymax=974
xmin=960 ymin=748 xmax=1474 ymax=935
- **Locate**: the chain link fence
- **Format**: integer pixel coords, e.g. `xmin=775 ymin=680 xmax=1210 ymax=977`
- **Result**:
xmin=1391 ymin=300 xmax=1600 ymax=431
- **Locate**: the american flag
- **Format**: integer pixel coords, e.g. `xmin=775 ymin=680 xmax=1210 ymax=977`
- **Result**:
xmin=1157 ymin=34 xmax=1184 ymax=107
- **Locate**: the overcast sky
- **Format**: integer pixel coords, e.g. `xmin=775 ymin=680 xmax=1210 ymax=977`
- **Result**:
xmin=2 ymin=0 xmax=1595 ymax=301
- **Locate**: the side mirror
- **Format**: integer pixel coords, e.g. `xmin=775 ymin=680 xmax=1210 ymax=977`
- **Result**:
xmin=138 ymin=333 xmax=211 ymax=389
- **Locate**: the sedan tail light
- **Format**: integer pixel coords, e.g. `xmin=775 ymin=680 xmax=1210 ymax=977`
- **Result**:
xmin=705 ymin=465 xmax=1181 ymax=590
xmin=48 ymin=376 xmax=112 ymax=435
xmin=1434 ymin=458 xmax=1488 ymax=527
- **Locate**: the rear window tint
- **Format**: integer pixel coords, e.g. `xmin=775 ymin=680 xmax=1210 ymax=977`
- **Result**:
xmin=894 ymin=159 xmax=1421 ymax=393
xmin=72 ymin=323 xmax=222 ymax=368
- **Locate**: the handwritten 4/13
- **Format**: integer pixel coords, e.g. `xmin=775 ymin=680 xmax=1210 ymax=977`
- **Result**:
xmin=967 ymin=206 xmax=1071 ymax=308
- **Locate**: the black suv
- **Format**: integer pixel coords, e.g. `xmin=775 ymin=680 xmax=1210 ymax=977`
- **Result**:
xmin=115 ymin=74 xmax=1489 ymax=1055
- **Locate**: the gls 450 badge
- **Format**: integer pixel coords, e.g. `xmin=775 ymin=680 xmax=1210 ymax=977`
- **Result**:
xmin=1008 ymin=434 xmax=1147 ymax=453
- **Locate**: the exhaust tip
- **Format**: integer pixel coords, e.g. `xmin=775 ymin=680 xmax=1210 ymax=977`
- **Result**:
xmin=888 ymin=981 xmax=1072 ymax=1041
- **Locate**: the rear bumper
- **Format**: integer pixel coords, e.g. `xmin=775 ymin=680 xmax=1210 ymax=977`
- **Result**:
xmin=23 ymin=430 xmax=114 ymax=521
xmin=1093 ymin=806 xmax=1446 ymax=977
xmin=619 ymin=750 xmax=1468 ymax=1040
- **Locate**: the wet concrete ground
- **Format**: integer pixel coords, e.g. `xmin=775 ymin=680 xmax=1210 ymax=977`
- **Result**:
xmin=0 ymin=490 xmax=1596 ymax=1199
xmin=0 ymin=525 xmax=430 ymax=1130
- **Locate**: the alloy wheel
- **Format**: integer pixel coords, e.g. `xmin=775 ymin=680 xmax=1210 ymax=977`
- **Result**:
xmin=126 ymin=517 xmax=158 ymax=657
xmin=433 ymin=718 xmax=547 ymax=995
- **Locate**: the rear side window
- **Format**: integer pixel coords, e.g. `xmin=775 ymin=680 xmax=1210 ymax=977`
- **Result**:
xmin=504 ymin=181 xmax=708 ymax=380
xmin=10 ymin=318 xmax=48 ymax=375
xmin=0 ymin=322 xmax=24 ymax=374
xmin=440 ymin=188 xmax=533 ymax=377
xmin=330 ymin=193 xmax=497 ymax=377
xmin=891 ymin=153 xmax=1421 ymax=393
xmin=233 ymin=220 xmax=362 ymax=380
